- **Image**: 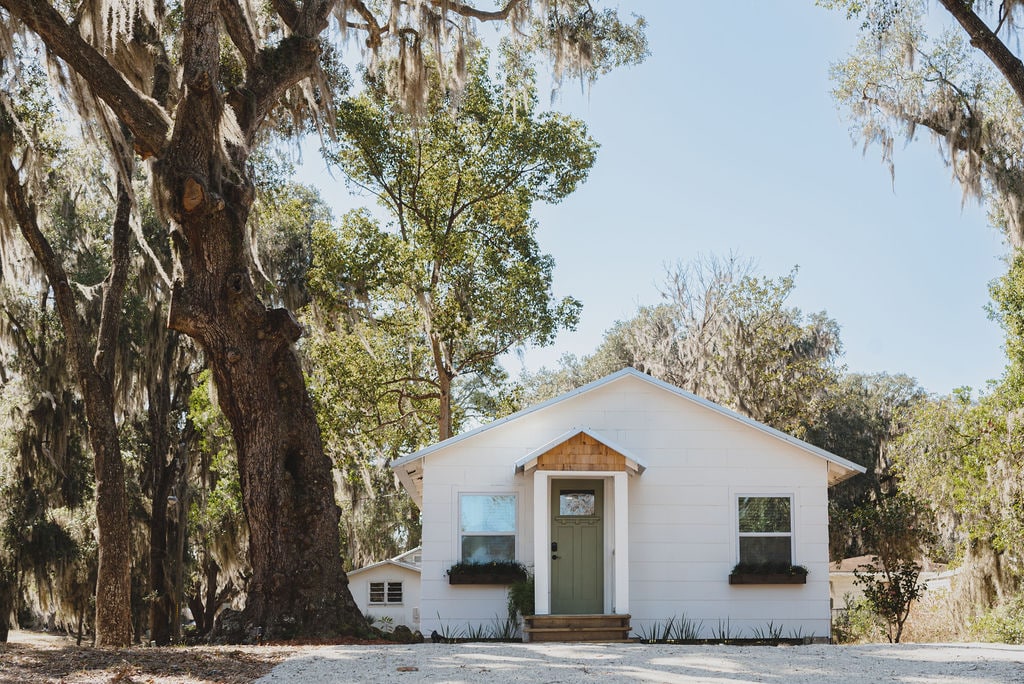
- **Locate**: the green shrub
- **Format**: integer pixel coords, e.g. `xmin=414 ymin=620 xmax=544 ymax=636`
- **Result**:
xmin=971 ymin=593 xmax=1024 ymax=644
xmin=832 ymin=594 xmax=883 ymax=644
xmin=506 ymin=572 xmax=535 ymax=619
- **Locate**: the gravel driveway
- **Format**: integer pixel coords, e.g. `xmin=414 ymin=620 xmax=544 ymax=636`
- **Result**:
xmin=254 ymin=641 xmax=1024 ymax=683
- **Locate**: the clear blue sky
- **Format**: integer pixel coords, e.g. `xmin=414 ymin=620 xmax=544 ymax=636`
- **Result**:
xmin=298 ymin=2 xmax=1008 ymax=396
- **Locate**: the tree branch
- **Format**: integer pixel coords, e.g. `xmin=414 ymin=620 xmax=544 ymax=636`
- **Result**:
xmin=0 ymin=0 xmax=170 ymax=158
xmin=348 ymin=0 xmax=385 ymax=48
xmin=219 ymin=0 xmax=258 ymax=69
xmin=938 ymin=0 xmax=1024 ymax=108
xmin=427 ymin=0 xmax=524 ymax=23
xmin=1 ymin=152 xmax=92 ymax=381
xmin=93 ymin=161 xmax=133 ymax=382
xmin=228 ymin=0 xmax=337 ymax=140
xmin=272 ymin=0 xmax=299 ymax=29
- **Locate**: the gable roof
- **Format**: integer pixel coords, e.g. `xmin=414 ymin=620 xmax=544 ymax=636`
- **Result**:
xmin=513 ymin=427 xmax=647 ymax=474
xmin=348 ymin=546 xmax=422 ymax=577
xmin=392 ymin=368 xmax=865 ymax=504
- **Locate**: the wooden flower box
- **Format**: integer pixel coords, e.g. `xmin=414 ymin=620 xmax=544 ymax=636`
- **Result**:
xmin=729 ymin=572 xmax=807 ymax=585
xmin=448 ymin=572 xmax=523 ymax=585
xmin=447 ymin=561 xmax=528 ymax=585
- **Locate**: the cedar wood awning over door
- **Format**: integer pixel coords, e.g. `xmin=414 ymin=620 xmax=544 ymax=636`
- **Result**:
xmin=514 ymin=428 xmax=646 ymax=475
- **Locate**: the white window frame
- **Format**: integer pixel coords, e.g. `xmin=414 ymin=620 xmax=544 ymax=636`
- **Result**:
xmin=735 ymin=494 xmax=794 ymax=565
xmin=457 ymin=492 xmax=518 ymax=563
xmin=368 ymin=580 xmax=403 ymax=605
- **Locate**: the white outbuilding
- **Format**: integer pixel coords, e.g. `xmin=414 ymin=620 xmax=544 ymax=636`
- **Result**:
xmin=347 ymin=547 xmax=421 ymax=633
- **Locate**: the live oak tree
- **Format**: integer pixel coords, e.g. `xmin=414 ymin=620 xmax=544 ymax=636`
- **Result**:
xmin=886 ymin=257 xmax=1024 ymax=616
xmin=827 ymin=0 xmax=1024 ymax=621
xmin=0 ymin=62 xmax=200 ymax=644
xmin=827 ymin=0 xmax=1024 ymax=246
xmin=801 ymin=372 xmax=926 ymax=559
xmin=0 ymin=57 xmax=137 ymax=644
xmin=0 ymin=0 xmax=645 ymax=644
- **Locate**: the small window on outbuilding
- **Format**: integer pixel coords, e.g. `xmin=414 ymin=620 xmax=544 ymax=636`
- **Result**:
xmin=737 ymin=495 xmax=793 ymax=565
xmin=369 ymin=580 xmax=403 ymax=605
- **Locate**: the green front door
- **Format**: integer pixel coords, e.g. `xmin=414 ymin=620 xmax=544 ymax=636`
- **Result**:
xmin=550 ymin=479 xmax=604 ymax=614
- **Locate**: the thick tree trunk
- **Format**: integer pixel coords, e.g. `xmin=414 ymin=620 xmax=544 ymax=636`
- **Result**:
xmin=148 ymin=468 xmax=173 ymax=645
xmin=86 ymin=398 xmax=133 ymax=647
xmin=3 ymin=148 xmax=135 ymax=646
xmin=147 ymin=337 xmax=177 ymax=645
xmin=153 ymin=0 xmax=363 ymax=641
xmin=162 ymin=162 xmax=364 ymax=641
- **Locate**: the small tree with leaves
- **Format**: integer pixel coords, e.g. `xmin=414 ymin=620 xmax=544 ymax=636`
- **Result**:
xmin=852 ymin=493 xmax=936 ymax=642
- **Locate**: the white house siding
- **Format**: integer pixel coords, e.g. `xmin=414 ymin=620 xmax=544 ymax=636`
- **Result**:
xmin=419 ymin=438 xmax=536 ymax=634
xmin=348 ymin=564 xmax=421 ymax=632
xmin=416 ymin=373 xmax=839 ymax=639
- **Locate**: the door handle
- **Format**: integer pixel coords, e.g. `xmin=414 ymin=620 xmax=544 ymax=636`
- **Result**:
xmin=551 ymin=554 xmax=560 ymax=560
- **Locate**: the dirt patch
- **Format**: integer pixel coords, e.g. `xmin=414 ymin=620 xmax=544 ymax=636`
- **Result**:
xmin=0 ymin=630 xmax=350 ymax=684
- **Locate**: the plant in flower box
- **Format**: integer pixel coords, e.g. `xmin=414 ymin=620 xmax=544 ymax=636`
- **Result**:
xmin=729 ymin=561 xmax=809 ymax=585
xmin=447 ymin=560 xmax=528 ymax=585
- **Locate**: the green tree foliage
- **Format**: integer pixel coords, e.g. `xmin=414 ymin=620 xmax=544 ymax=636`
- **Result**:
xmin=883 ymin=256 xmax=1024 ymax=612
xmin=850 ymin=493 xmax=936 ymax=643
xmin=802 ymin=373 xmax=926 ymax=559
xmin=890 ymin=386 xmax=1024 ymax=608
xmin=313 ymin=51 xmax=592 ymax=442
xmin=826 ymin=0 xmax=1024 ymax=246
xmin=826 ymin=0 xmax=1024 ymax=626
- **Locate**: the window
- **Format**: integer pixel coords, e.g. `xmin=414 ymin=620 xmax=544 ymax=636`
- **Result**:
xmin=559 ymin=490 xmax=596 ymax=516
xmin=459 ymin=493 xmax=516 ymax=562
xmin=737 ymin=496 xmax=792 ymax=565
xmin=369 ymin=581 xmax=403 ymax=605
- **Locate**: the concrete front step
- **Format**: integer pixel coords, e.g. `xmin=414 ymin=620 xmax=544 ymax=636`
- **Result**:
xmin=523 ymin=614 xmax=632 ymax=643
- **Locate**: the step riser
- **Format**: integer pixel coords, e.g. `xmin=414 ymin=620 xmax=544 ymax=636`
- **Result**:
xmin=523 ymin=614 xmax=632 ymax=643
xmin=525 ymin=619 xmax=627 ymax=629
xmin=529 ymin=630 xmax=630 ymax=642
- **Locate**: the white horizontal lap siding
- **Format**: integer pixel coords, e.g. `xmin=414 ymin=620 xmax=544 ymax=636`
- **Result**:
xmin=349 ymin=566 xmax=421 ymax=632
xmin=623 ymin=388 xmax=833 ymax=640
xmin=414 ymin=372 xmax=841 ymax=638
xmin=418 ymin=441 xmax=533 ymax=636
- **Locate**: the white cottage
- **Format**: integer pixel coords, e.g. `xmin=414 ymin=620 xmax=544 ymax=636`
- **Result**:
xmin=391 ymin=368 xmax=864 ymax=641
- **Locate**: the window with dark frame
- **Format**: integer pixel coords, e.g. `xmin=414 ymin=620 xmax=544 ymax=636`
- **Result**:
xmin=369 ymin=580 xmax=403 ymax=605
xmin=737 ymin=496 xmax=792 ymax=565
